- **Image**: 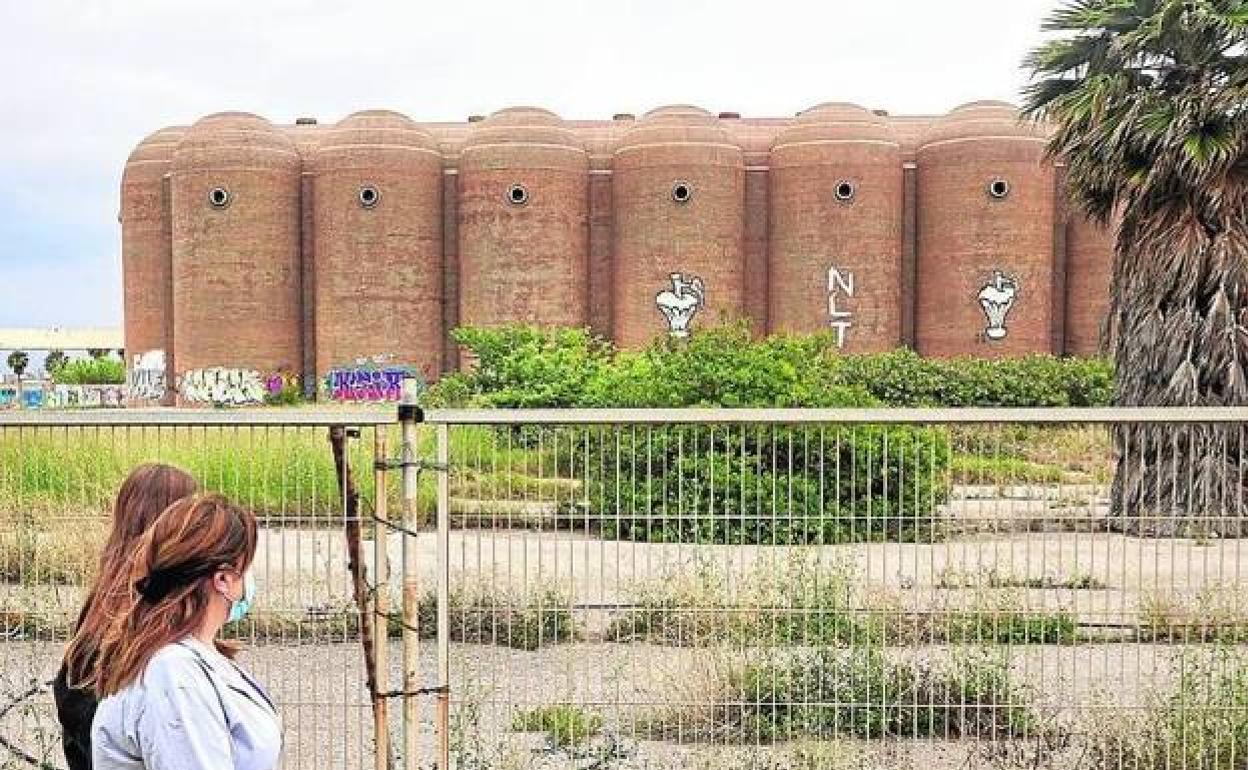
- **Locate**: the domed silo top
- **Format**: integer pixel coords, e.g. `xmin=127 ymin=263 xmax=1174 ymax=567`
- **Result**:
xmin=614 ymin=104 xmax=743 ymax=168
xmin=172 ymin=112 xmax=300 ymax=174
xmin=920 ymin=101 xmax=1049 ymax=147
xmin=312 ymin=110 xmax=440 ymax=170
xmin=126 ymin=127 xmax=187 ymax=167
xmin=459 ymin=106 xmax=586 ymax=172
xmin=771 ymin=103 xmax=898 ymax=167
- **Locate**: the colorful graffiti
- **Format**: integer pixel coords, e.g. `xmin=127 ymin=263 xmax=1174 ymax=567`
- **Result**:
xmin=324 ymin=364 xmax=419 ymax=402
xmin=128 ymin=349 xmax=167 ymax=401
xmin=178 ymin=368 xmax=267 ymax=406
xmin=46 ymin=385 xmax=125 ymax=409
xmin=826 ymin=266 xmax=855 ymax=349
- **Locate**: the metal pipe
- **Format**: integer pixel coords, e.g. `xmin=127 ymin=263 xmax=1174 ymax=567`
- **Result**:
xmin=435 ymin=422 xmax=451 ymax=770
xmin=422 ymin=406 xmax=1248 ymax=426
xmin=398 ymin=379 xmax=421 ymax=770
xmin=0 ymin=408 xmax=397 ymax=427
xmin=373 ymin=428 xmax=391 ymax=770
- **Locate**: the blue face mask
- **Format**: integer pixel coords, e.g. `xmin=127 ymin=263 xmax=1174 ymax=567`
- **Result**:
xmin=226 ymin=570 xmax=255 ymax=624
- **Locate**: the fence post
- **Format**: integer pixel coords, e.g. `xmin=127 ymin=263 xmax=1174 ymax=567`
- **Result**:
xmin=373 ymin=428 xmax=392 ymax=770
xmin=436 ymin=422 xmax=450 ymax=769
xmin=398 ymin=379 xmax=422 ymax=770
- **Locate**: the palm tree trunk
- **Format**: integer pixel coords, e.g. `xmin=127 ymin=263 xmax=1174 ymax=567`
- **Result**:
xmin=1109 ymin=195 xmax=1248 ymax=536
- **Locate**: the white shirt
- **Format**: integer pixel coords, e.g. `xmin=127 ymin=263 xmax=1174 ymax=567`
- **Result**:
xmin=92 ymin=637 xmax=282 ymax=770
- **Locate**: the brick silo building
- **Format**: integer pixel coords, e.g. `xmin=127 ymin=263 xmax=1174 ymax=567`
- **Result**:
xmin=311 ymin=110 xmax=444 ymax=382
xmin=768 ymin=103 xmax=903 ymax=351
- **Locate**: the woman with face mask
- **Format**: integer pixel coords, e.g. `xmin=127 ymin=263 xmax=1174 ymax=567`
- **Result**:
xmin=88 ymin=493 xmax=280 ymax=770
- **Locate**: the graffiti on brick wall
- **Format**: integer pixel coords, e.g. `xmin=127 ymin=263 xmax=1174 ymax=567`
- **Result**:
xmin=827 ymin=266 xmax=855 ymax=348
xmin=46 ymin=385 xmax=125 ymax=408
xmin=656 ymin=273 xmax=705 ymax=338
xmin=128 ymin=349 xmax=166 ymax=401
xmin=978 ymin=270 xmax=1019 ymax=341
xmin=325 ymin=362 xmax=418 ymax=402
xmin=179 ymin=368 xmax=267 ymax=406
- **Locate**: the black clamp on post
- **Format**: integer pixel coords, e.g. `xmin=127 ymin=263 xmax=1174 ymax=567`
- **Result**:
xmin=397 ymin=404 xmax=424 ymax=422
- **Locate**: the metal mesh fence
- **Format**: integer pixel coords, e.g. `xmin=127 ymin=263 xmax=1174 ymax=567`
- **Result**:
xmin=3 ymin=408 xmax=1247 ymax=770
xmin=0 ymin=412 xmax=395 ymax=770
xmin=428 ymin=409 xmax=1248 ymax=770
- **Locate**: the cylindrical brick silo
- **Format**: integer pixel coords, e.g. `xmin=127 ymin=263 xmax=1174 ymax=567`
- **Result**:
xmin=170 ymin=112 xmax=303 ymax=404
xmin=121 ymin=126 xmax=185 ymax=404
xmin=915 ymin=102 xmax=1055 ymax=357
xmin=457 ymin=107 xmax=588 ymax=341
xmin=612 ymin=105 xmax=745 ymax=348
xmin=1065 ymin=213 xmax=1116 ymax=357
xmin=768 ymin=103 xmax=903 ymax=351
xmin=311 ymin=110 xmax=444 ymax=389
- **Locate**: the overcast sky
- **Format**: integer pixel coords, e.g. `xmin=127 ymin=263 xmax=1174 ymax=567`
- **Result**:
xmin=0 ymin=0 xmax=1057 ymax=328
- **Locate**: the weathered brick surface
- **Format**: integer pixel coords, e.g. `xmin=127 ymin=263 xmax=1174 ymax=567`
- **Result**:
xmin=457 ymin=108 xmax=589 ymax=352
xmin=611 ymin=106 xmax=745 ymax=349
xmin=915 ymin=103 xmax=1056 ymax=358
xmin=311 ymin=110 xmax=444 ymax=382
xmin=121 ymin=127 xmax=185 ymax=401
xmin=170 ymin=113 xmax=304 ymax=383
xmin=1065 ymin=214 xmax=1115 ymax=356
xmin=768 ymin=104 xmax=903 ymax=351
xmin=128 ymin=101 xmax=1118 ymax=391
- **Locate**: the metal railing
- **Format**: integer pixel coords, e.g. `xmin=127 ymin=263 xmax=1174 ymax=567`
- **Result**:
xmin=3 ymin=406 xmax=1247 ymax=770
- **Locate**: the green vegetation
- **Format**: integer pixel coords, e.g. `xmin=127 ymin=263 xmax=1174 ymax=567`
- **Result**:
xmin=1076 ymin=647 xmax=1248 ymax=770
xmin=605 ymin=556 xmax=1080 ymax=647
xmin=426 ymin=324 xmax=1113 ymax=410
xmin=650 ymin=648 xmax=1034 ymax=742
xmin=512 ymin=705 xmax=602 ymax=748
xmin=52 ymin=357 xmax=125 ymax=385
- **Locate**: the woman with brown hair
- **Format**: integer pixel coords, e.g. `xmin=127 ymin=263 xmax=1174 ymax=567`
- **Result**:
xmin=56 ymin=463 xmax=198 ymax=770
xmin=89 ymin=493 xmax=281 ymax=770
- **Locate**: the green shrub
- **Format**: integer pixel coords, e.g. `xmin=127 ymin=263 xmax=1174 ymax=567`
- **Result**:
xmin=512 ymin=705 xmax=602 ymax=748
xmin=53 ymin=358 xmax=125 ymax=385
xmin=828 ymin=348 xmax=1113 ymax=407
xmin=431 ymin=324 xmax=1114 ymax=410
xmin=658 ymin=648 xmax=1034 ymax=742
xmin=588 ymin=423 xmax=949 ymax=544
xmin=1081 ymin=647 xmax=1248 ymax=770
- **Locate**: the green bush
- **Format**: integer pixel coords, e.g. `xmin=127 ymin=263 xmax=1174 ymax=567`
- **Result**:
xmin=512 ymin=705 xmax=602 ymax=748
xmin=828 ymin=348 xmax=1113 ymax=407
xmin=427 ymin=324 xmax=1114 ymax=410
xmin=656 ymin=648 xmax=1035 ymax=742
xmin=53 ymin=358 xmax=125 ymax=385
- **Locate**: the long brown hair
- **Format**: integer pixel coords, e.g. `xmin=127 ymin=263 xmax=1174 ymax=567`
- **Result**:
xmin=92 ymin=493 xmax=257 ymax=697
xmin=63 ymin=463 xmax=197 ymax=687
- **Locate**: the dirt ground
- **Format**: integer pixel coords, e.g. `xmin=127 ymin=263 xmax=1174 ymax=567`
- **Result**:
xmin=0 ymin=636 xmax=1201 ymax=770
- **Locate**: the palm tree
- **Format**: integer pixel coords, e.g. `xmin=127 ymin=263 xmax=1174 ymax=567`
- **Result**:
xmin=7 ymin=350 xmax=29 ymax=406
xmin=45 ymin=349 xmax=68 ymax=377
xmin=1025 ymin=0 xmax=1248 ymax=535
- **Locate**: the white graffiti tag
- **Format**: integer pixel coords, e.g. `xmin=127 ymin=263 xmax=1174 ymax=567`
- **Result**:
xmin=179 ymin=368 xmax=267 ymax=406
xmin=978 ymin=270 xmax=1019 ymax=341
xmin=128 ymin=349 xmax=167 ymax=401
xmin=827 ymin=267 xmax=855 ymax=349
xmin=655 ymin=273 xmax=706 ymax=338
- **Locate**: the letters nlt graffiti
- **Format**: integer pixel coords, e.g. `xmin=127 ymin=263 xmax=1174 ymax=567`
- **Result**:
xmin=655 ymin=273 xmax=705 ymax=338
xmin=827 ymin=266 xmax=855 ymax=348
xmin=978 ymin=270 xmax=1020 ymax=341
